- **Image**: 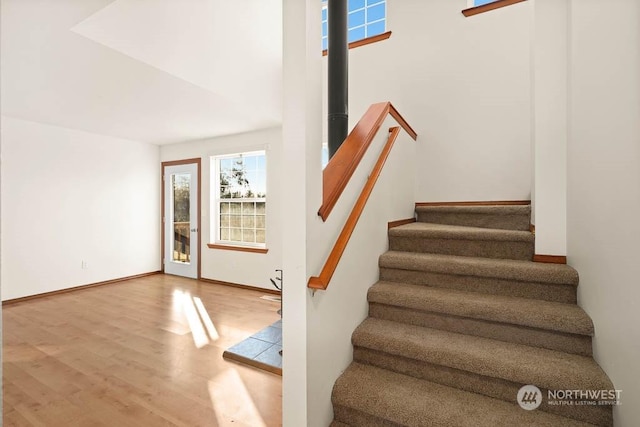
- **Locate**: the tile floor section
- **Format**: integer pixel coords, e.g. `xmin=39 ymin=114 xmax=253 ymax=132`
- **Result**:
xmin=223 ymin=319 xmax=282 ymax=375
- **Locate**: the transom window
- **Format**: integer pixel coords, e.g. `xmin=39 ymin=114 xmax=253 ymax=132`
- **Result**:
xmin=212 ymin=151 xmax=266 ymax=247
xmin=321 ymin=0 xmax=386 ymax=51
xmin=471 ymin=0 xmax=499 ymax=6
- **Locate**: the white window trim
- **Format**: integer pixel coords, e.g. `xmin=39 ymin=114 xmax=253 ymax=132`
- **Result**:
xmin=211 ymin=150 xmax=267 ymax=249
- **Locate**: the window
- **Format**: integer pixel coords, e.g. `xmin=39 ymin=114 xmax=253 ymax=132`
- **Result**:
xmin=321 ymin=0 xmax=386 ymax=51
xmin=463 ymin=0 xmax=524 ymax=17
xmin=473 ymin=0 xmax=499 ymax=5
xmin=212 ymin=151 xmax=266 ymax=248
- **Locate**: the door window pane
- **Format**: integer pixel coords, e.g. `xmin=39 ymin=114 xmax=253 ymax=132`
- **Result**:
xmin=172 ymin=173 xmax=190 ymax=263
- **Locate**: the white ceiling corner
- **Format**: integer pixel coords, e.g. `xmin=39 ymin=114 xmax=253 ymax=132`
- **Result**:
xmin=1 ymin=0 xmax=283 ymax=145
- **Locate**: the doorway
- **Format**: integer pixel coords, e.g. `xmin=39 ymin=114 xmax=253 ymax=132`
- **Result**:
xmin=162 ymin=159 xmax=201 ymax=279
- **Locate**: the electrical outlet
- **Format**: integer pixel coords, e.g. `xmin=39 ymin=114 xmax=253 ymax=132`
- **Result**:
xmin=81 ymin=261 xmax=88 ymax=269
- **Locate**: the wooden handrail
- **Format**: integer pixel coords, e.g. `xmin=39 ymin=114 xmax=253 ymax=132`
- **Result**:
xmin=308 ymin=126 xmax=405 ymax=291
xmin=318 ymin=102 xmax=417 ymax=221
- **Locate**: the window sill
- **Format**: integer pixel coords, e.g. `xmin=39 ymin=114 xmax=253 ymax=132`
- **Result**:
xmin=322 ymin=31 xmax=392 ymax=57
xmin=462 ymin=0 xmax=527 ymax=17
xmin=207 ymin=243 xmax=269 ymax=254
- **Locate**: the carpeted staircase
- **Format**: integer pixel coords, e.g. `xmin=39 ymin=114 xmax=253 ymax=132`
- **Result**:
xmin=331 ymin=204 xmax=615 ymax=426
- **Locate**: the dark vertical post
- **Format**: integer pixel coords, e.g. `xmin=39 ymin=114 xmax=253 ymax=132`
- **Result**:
xmin=328 ymin=0 xmax=349 ymax=158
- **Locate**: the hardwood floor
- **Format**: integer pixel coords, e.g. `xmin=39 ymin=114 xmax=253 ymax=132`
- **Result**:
xmin=3 ymin=274 xmax=282 ymax=426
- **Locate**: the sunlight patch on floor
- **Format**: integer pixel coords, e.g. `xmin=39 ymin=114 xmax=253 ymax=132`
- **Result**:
xmin=208 ymin=368 xmax=267 ymax=427
xmin=172 ymin=289 xmax=219 ymax=349
xmin=194 ymin=296 xmax=220 ymax=341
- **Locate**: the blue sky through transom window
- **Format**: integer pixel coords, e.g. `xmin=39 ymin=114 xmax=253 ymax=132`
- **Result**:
xmin=321 ymin=0 xmax=386 ymax=51
xmin=474 ymin=0 xmax=498 ymax=6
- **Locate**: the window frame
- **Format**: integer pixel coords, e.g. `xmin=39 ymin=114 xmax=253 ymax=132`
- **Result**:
xmin=210 ymin=150 xmax=267 ymax=250
xmin=321 ymin=0 xmax=388 ymax=51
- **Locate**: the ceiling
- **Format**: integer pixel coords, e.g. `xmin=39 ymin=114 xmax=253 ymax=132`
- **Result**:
xmin=0 ymin=0 xmax=282 ymax=145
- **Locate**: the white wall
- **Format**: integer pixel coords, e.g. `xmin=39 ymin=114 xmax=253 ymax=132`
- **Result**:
xmin=306 ymin=119 xmax=417 ymax=427
xmin=282 ymin=0 xmax=323 ymax=424
xmin=323 ymin=0 xmax=532 ymax=202
xmin=159 ymin=128 xmax=283 ymax=290
xmin=567 ymin=1 xmax=640 ymax=425
xmin=1 ymin=117 xmax=160 ymax=301
xmin=531 ymin=0 xmax=568 ymax=256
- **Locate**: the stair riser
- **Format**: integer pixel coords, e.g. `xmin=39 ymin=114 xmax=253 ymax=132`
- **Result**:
xmin=379 ymin=268 xmax=577 ymax=303
xmin=354 ymin=348 xmax=612 ymax=426
xmin=369 ymin=303 xmax=592 ymax=356
xmin=416 ymin=212 xmax=530 ymax=231
xmin=333 ymin=405 xmax=400 ymax=427
xmin=389 ymin=236 xmax=534 ymax=261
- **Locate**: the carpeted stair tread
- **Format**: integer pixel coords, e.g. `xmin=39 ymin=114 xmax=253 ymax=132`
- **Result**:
xmin=388 ymin=222 xmax=535 ymax=260
xmin=380 ymin=251 xmax=579 ymax=285
xmin=389 ymin=222 xmax=534 ymax=242
xmin=368 ymin=281 xmax=593 ymax=336
xmin=332 ymin=362 xmax=592 ymax=427
xmin=352 ymin=318 xmax=613 ymax=393
xmin=416 ymin=205 xmax=531 ymax=231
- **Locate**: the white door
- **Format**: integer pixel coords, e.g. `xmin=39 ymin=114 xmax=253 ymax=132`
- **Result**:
xmin=164 ymin=163 xmax=198 ymax=278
